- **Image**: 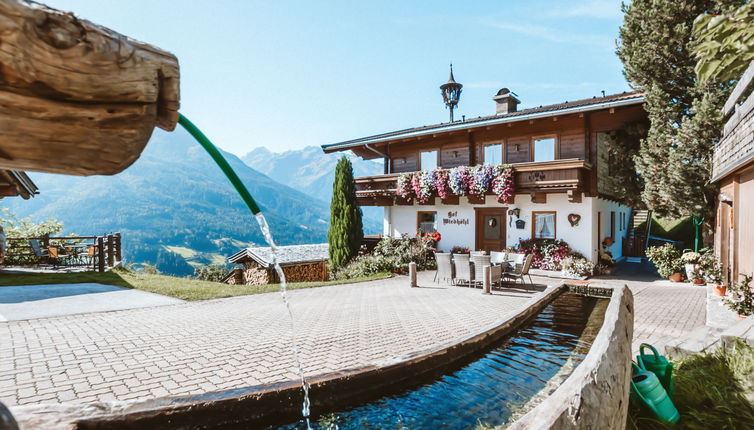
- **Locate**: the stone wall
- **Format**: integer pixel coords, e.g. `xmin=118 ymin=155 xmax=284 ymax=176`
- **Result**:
xmin=508 ymin=285 xmax=634 ymax=430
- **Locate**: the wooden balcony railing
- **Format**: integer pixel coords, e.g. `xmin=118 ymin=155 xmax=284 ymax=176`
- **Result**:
xmin=3 ymin=233 xmax=122 ymax=272
xmin=354 ymin=159 xmax=592 ymax=206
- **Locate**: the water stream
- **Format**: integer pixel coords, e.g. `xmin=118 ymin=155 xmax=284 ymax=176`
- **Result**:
xmin=178 ymin=114 xmax=312 ymax=429
xmin=255 ymin=213 xmax=312 ymax=429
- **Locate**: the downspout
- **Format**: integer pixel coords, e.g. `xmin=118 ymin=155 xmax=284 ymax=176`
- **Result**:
xmin=364 ymin=143 xmax=393 ymax=237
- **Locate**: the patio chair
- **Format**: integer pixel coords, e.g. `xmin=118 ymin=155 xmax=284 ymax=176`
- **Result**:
xmin=471 ymin=255 xmax=492 ymax=287
xmin=434 ymin=252 xmax=455 ymax=285
xmin=29 ymin=239 xmax=49 ymax=264
xmin=503 ymin=254 xmax=535 ymax=289
xmin=46 ymin=246 xmax=69 ymax=267
xmin=453 ymin=253 xmax=473 ymax=287
xmin=490 ymin=251 xmax=506 ymax=265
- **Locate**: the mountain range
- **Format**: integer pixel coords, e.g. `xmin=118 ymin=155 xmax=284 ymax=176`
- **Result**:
xmin=3 ymin=129 xmax=381 ymax=276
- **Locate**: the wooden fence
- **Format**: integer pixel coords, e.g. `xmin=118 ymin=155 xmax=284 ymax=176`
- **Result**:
xmin=3 ymin=233 xmax=121 ymax=272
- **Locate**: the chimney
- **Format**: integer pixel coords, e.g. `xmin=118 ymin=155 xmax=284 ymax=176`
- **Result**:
xmin=493 ymin=88 xmax=520 ymax=115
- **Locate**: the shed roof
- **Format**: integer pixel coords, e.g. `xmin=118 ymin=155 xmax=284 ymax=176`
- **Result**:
xmin=322 ymin=91 xmax=644 ymax=153
xmin=228 ymin=243 xmax=329 ymax=267
xmin=0 ymin=170 xmax=38 ymax=199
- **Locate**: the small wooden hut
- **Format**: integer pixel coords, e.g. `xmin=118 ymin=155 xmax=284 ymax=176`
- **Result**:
xmin=224 ymin=244 xmax=330 ymax=285
xmin=0 ymin=0 xmax=180 ymax=176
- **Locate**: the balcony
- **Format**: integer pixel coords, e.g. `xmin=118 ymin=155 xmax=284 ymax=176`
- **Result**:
xmin=354 ymin=159 xmax=592 ymax=206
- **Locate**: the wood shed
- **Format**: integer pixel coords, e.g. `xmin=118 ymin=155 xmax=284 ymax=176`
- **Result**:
xmin=224 ymin=244 xmax=330 ymax=285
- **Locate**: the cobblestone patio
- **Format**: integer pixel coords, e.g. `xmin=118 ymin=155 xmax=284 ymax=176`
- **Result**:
xmin=0 ymin=265 xmax=707 ymax=410
xmin=0 ymin=272 xmax=538 ymax=407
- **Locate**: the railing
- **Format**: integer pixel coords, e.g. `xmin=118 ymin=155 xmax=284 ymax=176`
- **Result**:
xmin=3 ymin=233 xmax=121 ymax=272
xmin=354 ymin=159 xmax=592 ymax=205
xmin=713 ymin=60 xmax=754 ymax=181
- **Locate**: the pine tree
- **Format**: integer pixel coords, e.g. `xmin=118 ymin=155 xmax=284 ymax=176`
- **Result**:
xmin=328 ymin=156 xmax=363 ymax=268
xmin=617 ymin=0 xmax=742 ymax=226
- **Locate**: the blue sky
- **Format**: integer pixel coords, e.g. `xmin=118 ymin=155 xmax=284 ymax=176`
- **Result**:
xmin=46 ymin=0 xmax=630 ymax=157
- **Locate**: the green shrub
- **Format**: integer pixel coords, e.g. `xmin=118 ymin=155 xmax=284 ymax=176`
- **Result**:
xmin=194 ymin=264 xmax=229 ymax=282
xmin=645 ymin=244 xmax=683 ymax=278
xmin=726 ymin=274 xmax=754 ymax=317
xmin=333 ymin=236 xmax=435 ymax=279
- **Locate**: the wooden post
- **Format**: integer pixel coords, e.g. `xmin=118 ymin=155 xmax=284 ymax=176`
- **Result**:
xmin=97 ymin=236 xmax=105 ymax=273
xmin=107 ymin=234 xmax=115 ymax=267
xmin=483 ymin=266 xmax=491 ymax=294
xmin=409 ymin=262 xmax=417 ymax=288
xmin=114 ymin=233 xmax=122 ymax=263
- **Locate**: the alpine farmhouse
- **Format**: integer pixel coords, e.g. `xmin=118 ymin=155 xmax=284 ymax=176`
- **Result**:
xmin=322 ymin=87 xmax=647 ymax=263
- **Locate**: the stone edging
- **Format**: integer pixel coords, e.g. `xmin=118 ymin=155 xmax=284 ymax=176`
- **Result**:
xmin=507 ymin=285 xmax=634 ymax=429
xmin=14 ymin=285 xmax=566 ymax=430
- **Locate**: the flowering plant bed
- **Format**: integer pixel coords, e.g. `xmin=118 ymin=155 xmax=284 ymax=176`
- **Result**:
xmin=395 ymin=164 xmax=515 ymax=202
xmin=516 ymin=238 xmax=573 ymax=271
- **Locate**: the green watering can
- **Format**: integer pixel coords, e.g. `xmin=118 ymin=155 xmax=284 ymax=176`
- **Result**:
xmin=630 ymin=362 xmax=680 ymax=424
xmin=637 ymin=343 xmax=674 ymax=396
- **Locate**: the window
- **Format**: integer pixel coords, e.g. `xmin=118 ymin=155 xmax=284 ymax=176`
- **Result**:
xmin=533 ymin=211 xmax=556 ymax=239
xmin=484 ymin=143 xmax=503 ymax=165
xmin=417 ymin=211 xmax=437 ymax=235
xmin=420 ymin=150 xmax=438 ymax=170
xmin=533 ymin=136 xmax=556 ymax=162
xmin=610 ymin=211 xmax=616 ymax=239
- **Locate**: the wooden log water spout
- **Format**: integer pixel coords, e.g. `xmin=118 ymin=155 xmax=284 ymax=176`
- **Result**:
xmin=0 ymin=0 xmax=180 ymax=176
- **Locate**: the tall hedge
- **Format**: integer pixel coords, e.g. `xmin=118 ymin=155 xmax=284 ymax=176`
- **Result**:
xmin=328 ymin=156 xmax=363 ymax=268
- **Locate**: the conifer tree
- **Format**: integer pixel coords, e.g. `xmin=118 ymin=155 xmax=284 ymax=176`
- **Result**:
xmin=617 ymin=0 xmax=742 ymax=232
xmin=328 ymin=156 xmax=363 ymax=268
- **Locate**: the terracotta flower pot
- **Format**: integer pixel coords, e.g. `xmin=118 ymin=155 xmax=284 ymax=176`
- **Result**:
xmin=694 ymin=278 xmax=705 ymax=285
xmin=739 ymin=314 xmax=750 ymax=320
xmin=668 ymin=273 xmax=684 ymax=283
xmin=713 ymin=285 xmax=727 ymax=296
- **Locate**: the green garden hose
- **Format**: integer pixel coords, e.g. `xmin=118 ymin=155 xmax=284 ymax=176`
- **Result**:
xmin=177 ymin=113 xmax=261 ymax=215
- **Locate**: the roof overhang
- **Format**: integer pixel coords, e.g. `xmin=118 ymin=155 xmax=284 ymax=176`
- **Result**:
xmin=0 ymin=170 xmax=38 ymax=199
xmin=323 ymin=95 xmax=645 ymax=154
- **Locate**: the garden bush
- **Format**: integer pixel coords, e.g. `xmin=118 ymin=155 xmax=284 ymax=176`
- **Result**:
xmin=333 ymin=236 xmax=435 ymax=279
xmin=515 ymin=238 xmax=572 ymax=270
xmin=561 ymin=254 xmax=594 ymax=278
xmin=646 ymin=243 xmax=684 ymax=278
xmin=194 ymin=264 xmax=229 ymax=282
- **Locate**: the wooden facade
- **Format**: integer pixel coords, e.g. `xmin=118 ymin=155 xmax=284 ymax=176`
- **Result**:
xmin=713 ymin=61 xmax=754 ymax=285
xmin=324 ymin=93 xmax=647 ymax=206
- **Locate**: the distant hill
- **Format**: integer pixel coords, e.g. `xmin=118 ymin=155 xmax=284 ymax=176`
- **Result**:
xmin=3 ymin=129 xmax=361 ymax=276
xmin=242 ymin=146 xmax=384 ymax=223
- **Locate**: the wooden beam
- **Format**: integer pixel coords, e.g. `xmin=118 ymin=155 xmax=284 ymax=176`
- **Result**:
xmin=417 ymin=197 xmax=436 ymax=206
xmin=531 ymin=192 xmax=547 ymax=204
xmin=395 ymin=197 xmax=414 ymax=206
xmin=440 ymin=195 xmax=460 ymax=205
xmin=0 ymin=0 xmax=180 ymax=176
xmin=567 ymin=189 xmax=582 ymax=203
xmin=467 ymin=195 xmax=485 ymax=205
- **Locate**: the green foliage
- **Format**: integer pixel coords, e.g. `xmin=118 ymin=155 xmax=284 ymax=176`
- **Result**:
xmin=617 ymin=0 xmax=741 ymax=225
xmin=646 ymin=244 xmax=684 ymax=278
xmin=0 ymin=207 xmax=63 ymax=238
xmin=602 ymin=123 xmax=648 ymax=209
xmin=328 ymin=156 xmax=363 ymax=268
xmin=726 ymin=274 xmax=754 ymax=316
xmin=693 ymin=2 xmax=754 ymax=83
xmin=333 ymin=236 xmax=435 ymax=280
xmin=141 ymin=263 xmax=160 ymax=275
xmin=154 ymin=249 xmax=194 ymax=277
xmin=698 ymin=248 xmax=723 ymax=283
xmin=194 ymin=264 xmax=229 ymax=282
xmin=628 ymin=341 xmax=754 ymax=429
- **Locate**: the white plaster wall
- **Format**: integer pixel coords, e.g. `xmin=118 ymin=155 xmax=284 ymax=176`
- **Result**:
xmin=591 ymin=198 xmax=632 ymax=261
xmin=383 ymin=194 xmax=600 ymax=259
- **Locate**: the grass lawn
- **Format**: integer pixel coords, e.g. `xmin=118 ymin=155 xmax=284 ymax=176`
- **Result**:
xmin=627 ymin=341 xmax=754 ymax=429
xmin=0 ymin=269 xmax=392 ymax=301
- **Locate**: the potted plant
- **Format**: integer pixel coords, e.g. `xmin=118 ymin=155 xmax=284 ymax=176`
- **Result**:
xmin=598 ymin=251 xmax=616 ymax=275
xmin=725 ymin=274 xmax=754 ymax=319
xmin=646 ymin=244 xmax=684 ymax=282
xmin=699 ymin=250 xmax=725 ymax=295
xmin=681 ymin=251 xmax=702 ymax=282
